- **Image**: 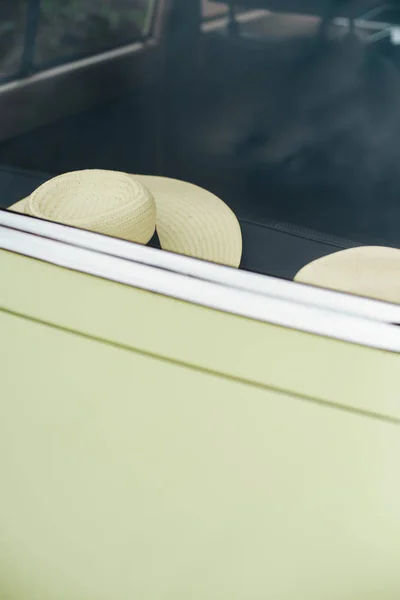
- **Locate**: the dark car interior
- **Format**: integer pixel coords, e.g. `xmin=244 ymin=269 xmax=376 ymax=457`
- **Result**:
xmin=1 ymin=0 xmax=400 ymax=279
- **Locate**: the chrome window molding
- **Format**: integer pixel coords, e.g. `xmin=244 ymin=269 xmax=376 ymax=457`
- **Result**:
xmin=202 ymin=9 xmax=272 ymax=32
xmin=201 ymin=8 xmax=399 ymax=37
xmin=1 ymin=212 xmax=400 ymax=353
xmin=1 ymin=209 xmax=400 ymax=326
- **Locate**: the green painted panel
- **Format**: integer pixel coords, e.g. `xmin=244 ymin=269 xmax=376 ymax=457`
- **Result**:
xmin=1 ymin=250 xmax=399 ymax=420
xmin=1 ymin=311 xmax=400 ymax=600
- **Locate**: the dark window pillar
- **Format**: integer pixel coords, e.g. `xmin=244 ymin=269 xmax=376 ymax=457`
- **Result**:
xmin=20 ymin=0 xmax=41 ymax=76
xmin=165 ymin=0 xmax=202 ymax=83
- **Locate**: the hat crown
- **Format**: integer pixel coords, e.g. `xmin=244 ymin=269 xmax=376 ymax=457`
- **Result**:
xmin=26 ymin=170 xmax=150 ymax=225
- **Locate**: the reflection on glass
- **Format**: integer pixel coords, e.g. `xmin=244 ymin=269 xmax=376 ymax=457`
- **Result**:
xmin=34 ymin=0 xmax=153 ymax=67
xmin=0 ymin=0 xmax=28 ymax=80
xmin=1 ymin=0 xmax=400 ymax=264
xmin=202 ymin=0 xmax=228 ymax=20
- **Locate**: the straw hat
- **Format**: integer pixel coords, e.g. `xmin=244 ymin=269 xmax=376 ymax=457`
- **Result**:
xmin=295 ymin=246 xmax=400 ymax=304
xmin=8 ymin=169 xmax=242 ymax=268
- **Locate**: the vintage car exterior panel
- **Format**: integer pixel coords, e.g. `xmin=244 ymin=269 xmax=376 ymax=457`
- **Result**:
xmin=1 ymin=307 xmax=400 ymax=600
xmin=1 ymin=245 xmax=399 ymax=421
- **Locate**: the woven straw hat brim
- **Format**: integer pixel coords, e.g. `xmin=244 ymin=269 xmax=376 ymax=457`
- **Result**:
xmin=8 ymin=170 xmax=242 ymax=268
xmin=9 ymin=198 xmax=26 ymax=213
xmin=135 ymin=174 xmax=242 ymax=268
xmin=295 ymin=246 xmax=400 ymax=304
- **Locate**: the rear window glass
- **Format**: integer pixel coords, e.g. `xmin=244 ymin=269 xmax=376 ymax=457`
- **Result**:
xmin=1 ymin=0 xmax=400 ymax=296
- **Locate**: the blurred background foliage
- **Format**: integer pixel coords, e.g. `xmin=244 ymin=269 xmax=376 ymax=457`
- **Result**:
xmin=0 ymin=0 xmax=150 ymax=79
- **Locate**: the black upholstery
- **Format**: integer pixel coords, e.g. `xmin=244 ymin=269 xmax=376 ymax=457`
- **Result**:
xmin=162 ymin=24 xmax=400 ymax=249
xmin=0 ymin=91 xmax=158 ymax=177
xmin=240 ymin=219 xmax=357 ymax=278
xmin=0 ymin=165 xmax=50 ymax=207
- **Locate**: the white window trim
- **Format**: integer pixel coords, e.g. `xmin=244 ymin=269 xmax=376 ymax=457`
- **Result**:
xmin=1 ymin=211 xmax=400 ymax=353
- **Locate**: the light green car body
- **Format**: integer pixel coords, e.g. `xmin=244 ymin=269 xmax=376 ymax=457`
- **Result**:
xmin=1 ymin=242 xmax=400 ymax=600
xmin=1 ymin=1 xmax=400 ymax=597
